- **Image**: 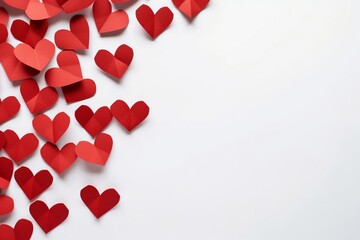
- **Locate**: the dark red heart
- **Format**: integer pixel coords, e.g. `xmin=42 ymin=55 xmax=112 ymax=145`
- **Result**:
xmin=75 ymin=105 xmax=112 ymax=137
xmin=41 ymin=142 xmax=77 ymax=174
xmin=0 ymin=157 xmax=13 ymax=190
xmin=11 ymin=19 xmax=48 ymax=48
xmin=0 ymin=219 xmax=33 ymax=240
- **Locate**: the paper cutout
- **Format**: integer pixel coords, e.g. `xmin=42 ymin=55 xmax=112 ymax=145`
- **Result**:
xmin=76 ymin=133 xmax=113 ymax=166
xmin=55 ymin=15 xmax=89 ymax=50
xmin=25 ymin=0 xmax=62 ymax=20
xmin=57 ymin=0 xmax=95 ymax=13
xmin=172 ymin=0 xmax=209 ymax=20
xmin=45 ymin=50 xmax=85 ymax=87
xmin=0 ymin=219 xmax=33 ymax=240
xmin=0 ymin=96 xmax=20 ymax=124
xmin=75 ymin=105 xmax=113 ymax=137
xmin=111 ymin=100 xmax=150 ymax=132
xmin=41 ymin=142 xmax=77 ymax=174
xmin=14 ymin=39 xmax=55 ymax=71
xmin=0 ymin=157 xmax=13 ymax=190
xmin=62 ymin=79 xmax=96 ymax=103
xmin=0 ymin=25 xmax=7 ymax=44
xmin=136 ymin=4 xmax=174 ymax=39
xmin=80 ymin=185 xmax=120 ymax=219
xmin=92 ymin=0 xmax=129 ymax=34
xmin=15 ymin=166 xmax=53 ymax=200
xmin=32 ymin=112 xmax=70 ymax=144
xmin=0 ymin=195 xmax=14 ymax=216
xmin=0 ymin=131 xmax=6 ymax=151
xmin=4 ymin=130 xmax=39 ymax=164
xmin=95 ymin=44 xmax=133 ymax=79
xmin=11 ymin=19 xmax=48 ymax=48
xmin=0 ymin=43 xmax=39 ymax=81
xmin=20 ymin=79 xmax=58 ymax=114
xmin=2 ymin=0 xmax=28 ymax=10
xmin=29 ymin=200 xmax=69 ymax=234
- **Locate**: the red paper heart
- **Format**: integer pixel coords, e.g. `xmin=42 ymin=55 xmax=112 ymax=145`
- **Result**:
xmin=45 ymin=50 xmax=85 ymax=87
xmin=0 ymin=157 xmax=13 ymax=190
xmin=111 ymin=100 xmax=150 ymax=132
xmin=172 ymin=0 xmax=209 ymax=20
xmin=0 ymin=7 xmax=9 ymax=25
xmin=75 ymin=105 xmax=112 ymax=137
xmin=15 ymin=166 xmax=53 ymax=200
xmin=29 ymin=200 xmax=69 ymax=234
xmin=11 ymin=19 xmax=48 ymax=48
xmin=55 ymin=15 xmax=89 ymax=50
xmin=62 ymin=79 xmax=96 ymax=103
xmin=32 ymin=112 xmax=70 ymax=144
xmin=20 ymin=79 xmax=58 ymax=114
xmin=94 ymin=44 xmax=133 ymax=79
xmin=0 ymin=219 xmax=33 ymax=240
xmin=0 ymin=24 xmax=8 ymax=44
xmin=57 ymin=0 xmax=94 ymax=13
xmin=14 ymin=39 xmax=55 ymax=71
xmin=80 ymin=185 xmax=120 ymax=219
xmin=4 ymin=130 xmax=39 ymax=164
xmin=76 ymin=133 xmax=113 ymax=166
xmin=92 ymin=0 xmax=129 ymax=34
xmin=0 ymin=195 xmax=14 ymax=216
xmin=136 ymin=4 xmax=174 ymax=39
xmin=0 ymin=96 xmax=20 ymax=124
xmin=0 ymin=43 xmax=39 ymax=81
xmin=25 ymin=0 xmax=63 ymax=20
xmin=41 ymin=142 xmax=77 ymax=174
xmin=3 ymin=0 xmax=28 ymax=10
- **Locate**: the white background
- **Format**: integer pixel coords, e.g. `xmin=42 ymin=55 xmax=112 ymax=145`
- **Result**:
xmin=1 ymin=0 xmax=360 ymax=239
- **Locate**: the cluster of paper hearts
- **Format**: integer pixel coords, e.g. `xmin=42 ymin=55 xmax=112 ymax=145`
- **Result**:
xmin=0 ymin=0 xmax=210 ymax=238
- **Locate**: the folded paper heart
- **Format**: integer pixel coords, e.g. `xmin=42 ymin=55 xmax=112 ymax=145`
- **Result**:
xmin=95 ymin=44 xmax=133 ymax=79
xmin=111 ymin=100 xmax=150 ymax=132
xmin=92 ymin=0 xmax=129 ymax=34
xmin=0 ymin=195 xmax=14 ymax=216
xmin=0 ymin=96 xmax=20 ymax=124
xmin=0 ymin=219 xmax=33 ymax=240
xmin=32 ymin=112 xmax=70 ymax=144
xmin=0 ymin=43 xmax=39 ymax=81
xmin=172 ymin=0 xmax=210 ymax=20
xmin=76 ymin=133 xmax=113 ymax=166
xmin=0 ymin=157 xmax=13 ymax=190
xmin=20 ymin=79 xmax=58 ymax=114
xmin=41 ymin=142 xmax=77 ymax=174
xmin=61 ymin=79 xmax=97 ymax=103
xmin=80 ymin=185 xmax=120 ymax=219
xmin=25 ymin=0 xmax=63 ymax=20
xmin=0 ymin=24 xmax=8 ymax=44
xmin=15 ymin=166 xmax=53 ymax=200
xmin=136 ymin=4 xmax=174 ymax=39
xmin=57 ymin=0 xmax=95 ymax=14
xmin=14 ymin=39 xmax=55 ymax=71
xmin=11 ymin=19 xmax=48 ymax=48
xmin=4 ymin=130 xmax=39 ymax=164
xmin=55 ymin=15 xmax=89 ymax=50
xmin=29 ymin=200 xmax=69 ymax=234
xmin=75 ymin=105 xmax=113 ymax=137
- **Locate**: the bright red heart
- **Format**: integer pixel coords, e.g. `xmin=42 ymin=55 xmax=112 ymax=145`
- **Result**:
xmin=55 ymin=15 xmax=89 ymax=50
xmin=45 ymin=50 xmax=85 ymax=87
xmin=80 ymin=185 xmax=120 ymax=219
xmin=20 ymin=79 xmax=58 ymax=115
xmin=14 ymin=39 xmax=55 ymax=71
xmin=92 ymin=0 xmax=129 ymax=34
xmin=62 ymin=79 xmax=97 ymax=103
xmin=110 ymin=100 xmax=150 ymax=132
xmin=0 ymin=24 xmax=8 ymax=44
xmin=29 ymin=200 xmax=69 ymax=234
xmin=0 ymin=195 xmax=14 ymax=216
xmin=75 ymin=105 xmax=112 ymax=137
xmin=25 ymin=0 xmax=63 ymax=20
xmin=41 ymin=142 xmax=77 ymax=174
xmin=95 ymin=44 xmax=133 ymax=79
xmin=76 ymin=133 xmax=113 ymax=166
xmin=0 ymin=96 xmax=20 ymax=124
xmin=0 ymin=7 xmax=9 ymax=25
xmin=0 ymin=157 xmax=13 ymax=190
xmin=172 ymin=0 xmax=209 ymax=20
xmin=0 ymin=219 xmax=33 ymax=240
xmin=32 ymin=112 xmax=70 ymax=144
xmin=136 ymin=4 xmax=174 ymax=39
xmin=57 ymin=0 xmax=94 ymax=13
xmin=0 ymin=43 xmax=39 ymax=81
xmin=11 ymin=19 xmax=48 ymax=48
xmin=15 ymin=166 xmax=53 ymax=200
xmin=4 ymin=130 xmax=39 ymax=164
